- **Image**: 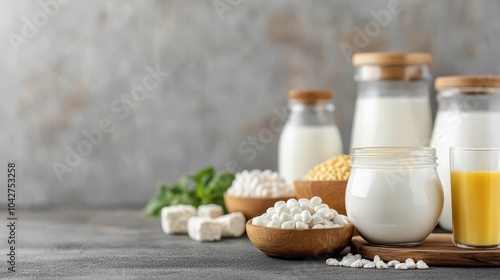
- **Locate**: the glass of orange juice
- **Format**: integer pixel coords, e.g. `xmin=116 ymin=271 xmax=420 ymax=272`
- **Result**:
xmin=450 ymin=147 xmax=500 ymax=249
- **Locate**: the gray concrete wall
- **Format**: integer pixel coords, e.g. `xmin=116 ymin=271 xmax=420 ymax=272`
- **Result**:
xmin=1 ymin=0 xmax=499 ymax=207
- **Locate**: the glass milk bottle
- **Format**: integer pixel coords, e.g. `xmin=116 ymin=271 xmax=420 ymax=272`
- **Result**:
xmin=350 ymin=52 xmax=433 ymax=149
xmin=278 ymin=89 xmax=343 ymax=183
xmin=431 ymin=75 xmax=500 ymax=231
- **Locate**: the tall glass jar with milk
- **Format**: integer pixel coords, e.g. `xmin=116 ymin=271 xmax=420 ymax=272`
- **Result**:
xmin=431 ymin=75 xmax=500 ymax=231
xmin=278 ymin=89 xmax=343 ymax=183
xmin=350 ymin=52 xmax=433 ymax=149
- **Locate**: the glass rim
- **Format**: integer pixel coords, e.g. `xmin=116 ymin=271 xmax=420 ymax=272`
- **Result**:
xmin=450 ymin=147 xmax=500 ymax=152
xmin=352 ymin=147 xmax=435 ymax=154
xmin=351 ymin=147 xmax=437 ymax=168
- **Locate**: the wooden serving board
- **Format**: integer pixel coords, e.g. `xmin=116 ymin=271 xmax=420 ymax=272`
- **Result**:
xmin=351 ymin=234 xmax=500 ymax=267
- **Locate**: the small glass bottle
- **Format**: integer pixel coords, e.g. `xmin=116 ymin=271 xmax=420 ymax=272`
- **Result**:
xmin=350 ymin=52 xmax=433 ymax=149
xmin=278 ymin=89 xmax=343 ymax=183
xmin=431 ymin=75 xmax=500 ymax=231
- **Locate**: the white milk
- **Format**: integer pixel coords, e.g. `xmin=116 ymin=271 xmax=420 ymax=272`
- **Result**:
xmin=346 ymin=168 xmax=443 ymax=245
xmin=278 ymin=125 xmax=342 ymax=183
xmin=350 ymin=97 xmax=432 ymax=149
xmin=431 ymin=111 xmax=500 ymax=231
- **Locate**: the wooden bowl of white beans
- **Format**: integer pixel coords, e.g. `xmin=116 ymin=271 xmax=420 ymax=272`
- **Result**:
xmin=246 ymin=220 xmax=354 ymax=259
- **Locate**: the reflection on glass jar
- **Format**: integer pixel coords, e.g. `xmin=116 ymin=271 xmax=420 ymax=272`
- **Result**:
xmin=345 ymin=147 xmax=443 ymax=246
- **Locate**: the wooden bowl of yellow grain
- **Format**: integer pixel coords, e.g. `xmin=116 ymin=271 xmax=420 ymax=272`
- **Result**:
xmin=294 ymin=180 xmax=348 ymax=215
xmin=246 ymin=219 xmax=354 ymax=259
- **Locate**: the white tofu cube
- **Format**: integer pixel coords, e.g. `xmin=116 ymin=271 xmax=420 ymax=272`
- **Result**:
xmin=197 ymin=204 xmax=223 ymax=218
xmin=160 ymin=205 xmax=196 ymax=234
xmin=214 ymin=212 xmax=246 ymax=237
xmin=187 ymin=217 xmax=221 ymax=242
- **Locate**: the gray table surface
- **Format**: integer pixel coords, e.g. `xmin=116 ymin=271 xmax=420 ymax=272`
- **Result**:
xmin=2 ymin=209 xmax=500 ymax=279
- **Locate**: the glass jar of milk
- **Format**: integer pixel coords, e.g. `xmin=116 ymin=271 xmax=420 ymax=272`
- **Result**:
xmin=278 ymin=89 xmax=343 ymax=183
xmin=350 ymin=52 xmax=433 ymax=149
xmin=431 ymin=75 xmax=500 ymax=231
xmin=345 ymin=147 xmax=443 ymax=246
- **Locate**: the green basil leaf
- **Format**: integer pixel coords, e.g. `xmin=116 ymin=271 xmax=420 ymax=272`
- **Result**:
xmin=176 ymin=174 xmax=192 ymax=191
xmin=143 ymin=183 xmax=173 ymax=217
xmin=193 ymin=166 xmax=215 ymax=187
xmin=206 ymin=173 xmax=235 ymax=197
xmin=144 ymin=167 xmax=235 ymax=218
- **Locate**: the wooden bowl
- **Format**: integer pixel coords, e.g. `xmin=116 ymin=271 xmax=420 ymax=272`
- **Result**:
xmin=294 ymin=180 xmax=347 ymax=215
xmin=246 ymin=220 xmax=355 ymax=259
xmin=223 ymin=193 xmax=295 ymax=220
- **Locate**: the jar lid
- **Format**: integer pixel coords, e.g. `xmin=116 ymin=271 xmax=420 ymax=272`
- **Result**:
xmin=352 ymin=52 xmax=432 ymax=66
xmin=435 ymin=75 xmax=500 ymax=89
xmin=356 ymin=65 xmax=427 ymax=81
xmin=288 ymin=89 xmax=332 ymax=102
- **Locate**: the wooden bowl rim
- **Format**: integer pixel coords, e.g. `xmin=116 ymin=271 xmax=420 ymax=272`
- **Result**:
xmin=294 ymin=179 xmax=349 ymax=183
xmin=223 ymin=193 xmax=296 ymax=201
xmin=246 ymin=219 xmax=355 ymax=232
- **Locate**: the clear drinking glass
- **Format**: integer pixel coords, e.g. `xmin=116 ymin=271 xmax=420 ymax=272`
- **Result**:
xmin=450 ymin=147 xmax=500 ymax=249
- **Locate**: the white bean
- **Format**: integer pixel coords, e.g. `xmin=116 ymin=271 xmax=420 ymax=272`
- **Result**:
xmin=301 ymin=205 xmax=314 ymax=213
xmin=416 ymin=260 xmax=429 ymax=269
xmin=395 ymin=263 xmax=408 ymax=270
xmin=332 ymin=214 xmax=343 ymax=225
xmin=280 ymin=212 xmax=293 ymax=222
xmin=376 ymin=261 xmax=388 ymax=269
xmin=266 ymin=221 xmax=279 ymax=228
xmin=314 ymin=203 xmax=329 ymax=212
xmin=323 ymin=209 xmax=335 ymax=220
xmin=286 ymin=198 xmax=298 ymax=209
xmin=342 ymin=259 xmax=353 ymax=267
xmin=310 ymin=196 xmax=322 ymax=207
xmin=350 ymin=259 xmax=363 ymax=268
xmin=312 ymin=214 xmax=325 ymax=225
xmin=405 ymin=258 xmax=416 ymax=269
xmin=388 ymin=260 xmax=400 ymax=267
xmin=316 ymin=208 xmax=329 ymax=218
xmin=274 ymin=201 xmax=286 ymax=209
xmin=296 ymin=221 xmax=308 ymax=229
xmin=281 ymin=221 xmax=294 ymax=229
xmin=340 ymin=214 xmax=350 ymax=225
xmin=323 ymin=220 xmax=334 ymax=226
xmin=293 ymin=214 xmax=302 ymax=222
xmin=363 ymin=262 xmax=375 ymax=269
xmin=290 ymin=206 xmax=302 ymax=216
xmin=326 ymin=258 xmax=339 ymax=266
xmin=276 ymin=205 xmax=289 ymax=215
xmin=301 ymin=210 xmax=312 ymax=224
xmin=266 ymin=207 xmax=275 ymax=214
xmin=361 ymin=259 xmax=371 ymax=265
xmin=252 ymin=217 xmax=267 ymax=227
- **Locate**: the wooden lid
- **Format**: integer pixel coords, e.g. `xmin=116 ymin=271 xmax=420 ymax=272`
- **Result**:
xmin=357 ymin=65 xmax=426 ymax=81
xmin=288 ymin=89 xmax=332 ymax=102
xmin=352 ymin=52 xmax=432 ymax=66
xmin=435 ymin=75 xmax=500 ymax=89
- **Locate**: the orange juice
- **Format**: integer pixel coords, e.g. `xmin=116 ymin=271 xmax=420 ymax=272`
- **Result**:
xmin=451 ymin=171 xmax=500 ymax=247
